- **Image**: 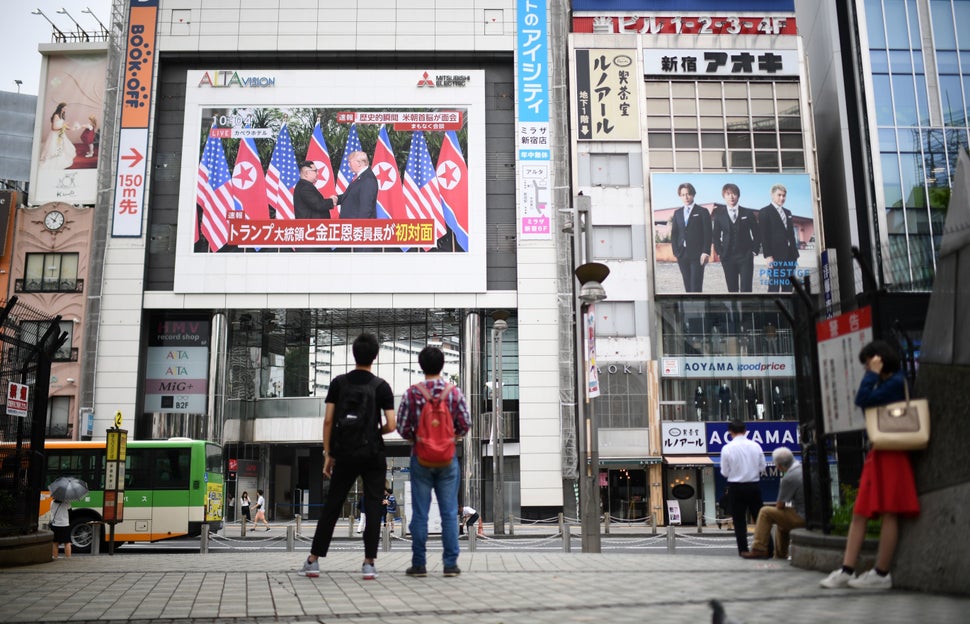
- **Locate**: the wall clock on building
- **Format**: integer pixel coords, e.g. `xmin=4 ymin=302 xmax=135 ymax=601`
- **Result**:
xmin=44 ymin=210 xmax=66 ymax=231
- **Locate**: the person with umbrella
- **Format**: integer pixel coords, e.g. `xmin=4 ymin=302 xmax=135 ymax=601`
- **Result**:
xmin=48 ymin=476 xmax=89 ymax=560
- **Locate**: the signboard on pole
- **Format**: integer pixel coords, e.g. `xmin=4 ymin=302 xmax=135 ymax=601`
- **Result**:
xmin=816 ymin=306 xmax=873 ymax=433
xmin=6 ymin=382 xmax=28 ymax=417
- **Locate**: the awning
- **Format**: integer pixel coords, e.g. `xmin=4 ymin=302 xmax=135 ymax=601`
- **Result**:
xmin=663 ymin=455 xmax=714 ymax=466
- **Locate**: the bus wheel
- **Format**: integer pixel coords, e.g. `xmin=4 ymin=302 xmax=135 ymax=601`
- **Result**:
xmin=69 ymin=518 xmax=102 ymax=553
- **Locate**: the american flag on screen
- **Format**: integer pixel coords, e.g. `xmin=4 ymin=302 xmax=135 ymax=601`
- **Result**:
xmin=436 ymin=130 xmax=469 ymax=251
xmin=196 ymin=125 xmax=234 ymax=252
xmin=265 ymin=123 xmax=298 ymax=220
xmin=403 ymin=131 xmax=445 ymax=242
xmin=372 ymin=125 xmax=406 ymax=220
xmin=306 ymin=120 xmax=336 ymax=199
xmin=335 ymin=123 xmax=363 ymax=194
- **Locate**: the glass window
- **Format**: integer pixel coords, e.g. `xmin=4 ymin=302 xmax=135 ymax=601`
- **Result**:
xmin=881 ymin=152 xmax=904 ymax=213
xmin=675 ymin=151 xmax=701 ymax=169
xmin=750 ymin=100 xmax=775 ymax=116
xmin=724 ymin=99 xmax=749 ymax=115
xmin=646 ymin=98 xmax=671 ymax=115
xmin=698 ymin=83 xmax=722 ymax=98
xmin=939 ymin=75 xmax=967 ymax=125
xmin=754 ymin=150 xmax=779 ymax=171
xmin=865 ymin=0 xmax=887 ymax=48
xmin=46 ymin=396 xmax=71 ymax=438
xmin=869 ymin=49 xmax=890 ymax=73
xmin=701 ymin=151 xmax=728 ymax=170
xmin=590 ymin=153 xmax=631 ymax=186
xmin=154 ymin=448 xmax=191 ymax=490
xmin=700 ymin=133 xmax=725 ymax=148
xmin=959 ymin=4 xmax=970 ymax=49
xmin=890 ymin=74 xmax=919 ymax=125
xmin=650 ymin=151 xmax=675 ymax=170
xmin=936 ymin=50 xmax=960 ymax=75
xmin=673 ymin=116 xmax=699 ymax=130
xmin=648 ymin=132 xmax=673 ymax=149
xmin=671 ymin=82 xmax=696 ymax=98
xmin=723 ymin=83 xmax=748 ymax=98
xmin=777 ymin=99 xmax=800 ymax=116
xmin=729 ymin=151 xmax=753 ymax=170
xmin=647 ymin=115 xmax=672 ymax=130
xmin=780 ymin=151 xmax=805 ymax=170
xmin=23 ymin=253 xmax=79 ymax=292
xmin=727 ymin=132 xmax=751 ymax=149
xmin=644 ymin=82 xmax=670 ymax=97
xmin=888 ymin=49 xmax=913 ymax=74
xmin=749 ymin=83 xmax=774 ymax=99
xmin=594 ymin=301 xmax=636 ymax=337
xmin=753 ymin=133 xmax=777 ymax=148
xmin=779 ymin=133 xmax=803 ymax=149
xmin=881 ymin=0 xmax=909 ymax=47
xmin=591 ymin=225 xmax=634 ymax=260
xmin=674 ymin=132 xmax=699 ymax=149
xmin=878 ymin=128 xmax=897 ymax=150
xmin=775 ymin=83 xmax=800 ymax=98
xmin=930 ymin=0 xmax=957 ymax=48
xmin=698 ymin=99 xmax=723 ymax=116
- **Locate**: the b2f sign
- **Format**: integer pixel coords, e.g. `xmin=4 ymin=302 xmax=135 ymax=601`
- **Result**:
xmin=6 ymin=382 xmax=28 ymax=418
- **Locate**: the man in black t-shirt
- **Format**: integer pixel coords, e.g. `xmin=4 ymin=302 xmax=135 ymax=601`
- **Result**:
xmin=298 ymin=333 xmax=395 ymax=580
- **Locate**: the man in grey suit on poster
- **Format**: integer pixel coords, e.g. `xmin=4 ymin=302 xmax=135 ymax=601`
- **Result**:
xmin=759 ymin=184 xmax=800 ymax=293
xmin=669 ymin=182 xmax=712 ymax=293
xmin=711 ymin=183 xmax=760 ymax=292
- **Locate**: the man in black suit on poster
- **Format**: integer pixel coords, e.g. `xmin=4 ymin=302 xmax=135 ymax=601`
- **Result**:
xmin=711 ymin=183 xmax=760 ymax=292
xmin=329 ymin=151 xmax=378 ymax=219
xmin=669 ymin=182 xmax=712 ymax=293
xmin=758 ymin=184 xmax=801 ymax=293
xmin=294 ymin=161 xmax=332 ymax=219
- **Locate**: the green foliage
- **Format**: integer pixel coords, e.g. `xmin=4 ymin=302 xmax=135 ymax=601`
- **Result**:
xmin=830 ymin=484 xmax=881 ymax=537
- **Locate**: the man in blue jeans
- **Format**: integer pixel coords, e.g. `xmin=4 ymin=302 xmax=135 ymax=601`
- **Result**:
xmin=396 ymin=346 xmax=471 ymax=577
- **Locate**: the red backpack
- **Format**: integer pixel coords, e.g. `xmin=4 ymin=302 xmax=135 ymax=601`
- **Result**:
xmin=413 ymin=383 xmax=456 ymax=468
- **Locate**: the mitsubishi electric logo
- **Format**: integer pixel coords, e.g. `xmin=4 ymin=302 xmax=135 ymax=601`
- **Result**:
xmin=416 ymin=72 xmax=471 ymax=88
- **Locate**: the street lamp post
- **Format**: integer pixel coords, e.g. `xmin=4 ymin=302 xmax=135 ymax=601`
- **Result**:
xmin=570 ymin=195 xmax=609 ymax=553
xmin=491 ymin=310 xmax=509 ymax=534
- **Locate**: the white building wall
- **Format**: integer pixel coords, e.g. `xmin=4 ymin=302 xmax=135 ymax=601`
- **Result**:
xmin=95 ymin=0 xmax=568 ymax=511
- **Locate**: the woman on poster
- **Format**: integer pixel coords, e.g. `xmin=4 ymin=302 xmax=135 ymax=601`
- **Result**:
xmin=40 ymin=102 xmax=77 ymax=170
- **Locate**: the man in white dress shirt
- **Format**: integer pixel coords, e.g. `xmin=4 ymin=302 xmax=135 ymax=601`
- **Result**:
xmin=720 ymin=420 xmax=766 ymax=555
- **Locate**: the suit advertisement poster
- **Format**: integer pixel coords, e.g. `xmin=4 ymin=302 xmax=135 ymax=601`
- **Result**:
xmin=30 ymin=53 xmax=108 ymax=205
xmin=177 ymin=69 xmax=485 ymax=294
xmin=651 ymin=172 xmax=817 ymax=295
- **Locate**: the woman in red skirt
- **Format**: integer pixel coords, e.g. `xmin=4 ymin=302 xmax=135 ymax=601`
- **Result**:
xmin=820 ymin=340 xmax=919 ymax=590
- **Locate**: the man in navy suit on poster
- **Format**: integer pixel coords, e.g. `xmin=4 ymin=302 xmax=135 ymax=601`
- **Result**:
xmin=669 ymin=182 xmax=712 ymax=293
xmin=759 ymin=184 xmax=800 ymax=293
xmin=329 ymin=151 xmax=378 ymax=219
xmin=711 ymin=183 xmax=760 ymax=292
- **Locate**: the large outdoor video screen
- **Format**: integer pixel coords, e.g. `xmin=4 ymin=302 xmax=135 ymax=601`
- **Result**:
xmin=651 ymin=172 xmax=818 ymax=295
xmin=176 ymin=69 xmax=486 ymax=294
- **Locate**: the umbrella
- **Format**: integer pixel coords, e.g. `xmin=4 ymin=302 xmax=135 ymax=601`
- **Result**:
xmin=48 ymin=476 xmax=89 ymax=501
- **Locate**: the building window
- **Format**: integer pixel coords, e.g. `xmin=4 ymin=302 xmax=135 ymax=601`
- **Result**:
xmin=589 ymin=153 xmax=631 ymax=186
xmin=21 ymin=320 xmax=75 ymax=361
xmin=23 ymin=253 xmax=80 ymax=292
xmin=644 ymin=79 xmax=805 ymax=173
xmin=593 ymin=301 xmax=635 ymax=337
xmin=591 ymin=226 xmax=633 ymax=260
xmin=47 ymin=396 xmax=71 ymax=438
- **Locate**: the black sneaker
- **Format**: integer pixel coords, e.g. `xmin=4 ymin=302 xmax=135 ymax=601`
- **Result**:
xmin=443 ymin=566 xmax=461 ymax=577
xmin=405 ymin=565 xmax=427 ymax=577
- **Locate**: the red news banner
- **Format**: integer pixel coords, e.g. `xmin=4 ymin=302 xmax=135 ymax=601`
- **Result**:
xmin=227 ymin=216 xmax=437 ymax=247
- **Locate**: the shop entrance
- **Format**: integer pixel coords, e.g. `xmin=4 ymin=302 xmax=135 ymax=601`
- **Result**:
xmin=605 ymin=468 xmax=648 ymax=522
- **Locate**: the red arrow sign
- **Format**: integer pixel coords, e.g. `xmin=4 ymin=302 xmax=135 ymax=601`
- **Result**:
xmin=121 ymin=148 xmax=144 ymax=168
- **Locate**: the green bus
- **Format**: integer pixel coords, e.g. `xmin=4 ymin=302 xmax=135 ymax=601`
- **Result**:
xmin=42 ymin=438 xmax=223 ymax=551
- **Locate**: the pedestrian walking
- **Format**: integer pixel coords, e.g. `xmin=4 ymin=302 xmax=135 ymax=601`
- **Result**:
xmin=240 ymin=491 xmax=251 ymax=523
xmin=720 ymin=420 xmax=766 ymax=555
xmin=252 ymin=489 xmax=271 ymax=531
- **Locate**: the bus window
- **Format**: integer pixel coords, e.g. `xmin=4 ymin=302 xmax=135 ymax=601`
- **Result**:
xmin=155 ymin=448 xmax=190 ymax=490
xmin=205 ymin=444 xmax=222 ymax=474
xmin=125 ymin=447 xmax=153 ymax=490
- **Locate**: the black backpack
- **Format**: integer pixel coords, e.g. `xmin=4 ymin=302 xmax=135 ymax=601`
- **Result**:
xmin=329 ymin=376 xmax=384 ymax=461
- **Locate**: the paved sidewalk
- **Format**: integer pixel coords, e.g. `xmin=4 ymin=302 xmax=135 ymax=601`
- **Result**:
xmin=1 ymin=547 xmax=967 ymax=623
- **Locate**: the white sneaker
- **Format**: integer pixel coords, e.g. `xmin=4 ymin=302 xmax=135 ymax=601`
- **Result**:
xmin=848 ymin=569 xmax=892 ymax=590
xmin=820 ymin=569 xmax=853 ymax=588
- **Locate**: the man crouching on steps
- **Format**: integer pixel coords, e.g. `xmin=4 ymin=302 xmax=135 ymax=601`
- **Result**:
xmin=396 ymin=346 xmax=471 ymax=578
xmin=297 ymin=333 xmax=396 ymax=580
